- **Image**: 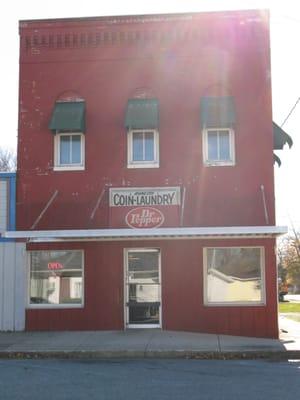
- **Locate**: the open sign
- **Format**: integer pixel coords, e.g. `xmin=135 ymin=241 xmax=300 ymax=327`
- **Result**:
xmin=48 ymin=262 xmax=63 ymax=270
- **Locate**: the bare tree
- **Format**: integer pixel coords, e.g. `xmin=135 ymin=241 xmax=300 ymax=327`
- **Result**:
xmin=278 ymin=234 xmax=300 ymax=293
xmin=0 ymin=148 xmax=17 ymax=172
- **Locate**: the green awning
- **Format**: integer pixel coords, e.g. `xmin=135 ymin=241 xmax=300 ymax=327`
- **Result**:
xmin=273 ymin=122 xmax=293 ymax=150
xmin=49 ymin=101 xmax=85 ymax=132
xmin=125 ymin=99 xmax=159 ymax=129
xmin=273 ymin=153 xmax=281 ymax=167
xmin=200 ymin=96 xmax=236 ymax=128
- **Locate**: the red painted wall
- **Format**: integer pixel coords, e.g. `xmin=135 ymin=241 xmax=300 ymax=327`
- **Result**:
xmin=26 ymin=238 xmax=278 ymax=338
xmin=17 ymin=10 xmax=275 ymax=231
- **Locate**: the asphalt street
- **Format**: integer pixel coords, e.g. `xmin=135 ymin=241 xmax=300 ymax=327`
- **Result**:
xmin=0 ymin=359 xmax=299 ymax=400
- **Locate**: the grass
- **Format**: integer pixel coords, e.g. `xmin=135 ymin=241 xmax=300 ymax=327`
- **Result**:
xmin=279 ymin=302 xmax=300 ymax=313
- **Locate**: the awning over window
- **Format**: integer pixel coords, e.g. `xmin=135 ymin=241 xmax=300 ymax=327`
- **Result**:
xmin=200 ymin=96 xmax=236 ymax=128
xmin=49 ymin=101 xmax=85 ymax=132
xmin=125 ymin=99 xmax=159 ymax=129
xmin=273 ymin=153 xmax=281 ymax=167
xmin=273 ymin=122 xmax=293 ymax=150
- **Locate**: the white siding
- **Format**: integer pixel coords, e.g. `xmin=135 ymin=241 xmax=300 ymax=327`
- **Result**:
xmin=0 ymin=180 xmax=8 ymax=232
xmin=0 ymin=243 xmax=26 ymax=331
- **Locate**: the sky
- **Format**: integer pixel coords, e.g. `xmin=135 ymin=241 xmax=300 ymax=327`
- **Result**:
xmin=0 ymin=0 xmax=299 ymax=233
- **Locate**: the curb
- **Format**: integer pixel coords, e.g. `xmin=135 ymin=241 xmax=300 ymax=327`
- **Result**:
xmin=1 ymin=350 xmax=300 ymax=360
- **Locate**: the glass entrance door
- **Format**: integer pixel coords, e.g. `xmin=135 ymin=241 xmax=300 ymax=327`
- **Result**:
xmin=125 ymin=249 xmax=161 ymax=328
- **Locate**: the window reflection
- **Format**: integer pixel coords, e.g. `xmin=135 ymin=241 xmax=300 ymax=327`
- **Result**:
xmin=30 ymin=250 xmax=83 ymax=305
xmin=206 ymin=248 xmax=263 ymax=303
xmin=127 ymin=250 xmax=160 ymax=325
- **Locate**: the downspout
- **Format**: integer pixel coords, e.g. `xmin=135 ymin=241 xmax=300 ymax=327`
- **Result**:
xmin=260 ymin=185 xmax=269 ymax=225
xmin=180 ymin=186 xmax=186 ymax=227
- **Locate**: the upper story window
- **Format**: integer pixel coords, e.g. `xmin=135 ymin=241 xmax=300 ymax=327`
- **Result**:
xmin=0 ymin=179 xmax=8 ymax=232
xmin=0 ymin=174 xmax=16 ymax=234
xmin=54 ymin=132 xmax=85 ymax=170
xmin=203 ymin=128 xmax=235 ymax=166
xmin=128 ymin=130 xmax=159 ymax=168
xmin=49 ymin=100 xmax=86 ymax=171
xmin=201 ymin=96 xmax=236 ymax=167
xmin=125 ymin=98 xmax=159 ymax=169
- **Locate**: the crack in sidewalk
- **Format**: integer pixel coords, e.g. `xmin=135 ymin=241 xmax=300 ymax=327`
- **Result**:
xmin=217 ymin=335 xmax=221 ymax=353
xmin=144 ymin=331 xmax=156 ymax=356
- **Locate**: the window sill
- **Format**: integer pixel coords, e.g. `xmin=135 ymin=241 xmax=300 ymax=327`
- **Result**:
xmin=204 ymin=161 xmax=235 ymax=167
xmin=28 ymin=303 xmax=84 ymax=309
xmin=127 ymin=163 xmax=159 ymax=169
xmin=53 ymin=166 xmax=85 ymax=172
xmin=203 ymin=301 xmax=266 ymax=307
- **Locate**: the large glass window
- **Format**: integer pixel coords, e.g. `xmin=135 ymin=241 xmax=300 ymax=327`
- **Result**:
xmin=204 ymin=247 xmax=265 ymax=305
xmin=203 ymin=128 xmax=235 ymax=166
xmin=54 ymin=132 xmax=85 ymax=170
xmin=29 ymin=250 xmax=83 ymax=307
xmin=128 ymin=130 xmax=159 ymax=168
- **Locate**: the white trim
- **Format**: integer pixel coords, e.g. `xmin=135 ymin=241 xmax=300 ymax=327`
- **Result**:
xmin=27 ymin=249 xmax=85 ymax=309
xmin=54 ymin=132 xmax=85 ymax=171
xmin=124 ymin=248 xmax=161 ymax=329
xmin=203 ymin=246 xmax=266 ymax=306
xmin=202 ymin=128 xmax=235 ymax=166
xmin=4 ymin=226 xmax=288 ymax=242
xmin=127 ymin=324 xmax=161 ymax=328
xmin=127 ymin=129 xmax=159 ymax=168
xmin=53 ymin=166 xmax=85 ymax=172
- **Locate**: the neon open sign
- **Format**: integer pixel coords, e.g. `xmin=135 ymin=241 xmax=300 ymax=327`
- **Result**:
xmin=48 ymin=262 xmax=63 ymax=270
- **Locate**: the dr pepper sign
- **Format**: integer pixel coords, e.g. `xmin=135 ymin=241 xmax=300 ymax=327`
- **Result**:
xmin=109 ymin=187 xmax=181 ymax=228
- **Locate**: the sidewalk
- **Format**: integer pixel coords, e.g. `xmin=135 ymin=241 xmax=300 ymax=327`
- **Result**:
xmin=0 ymin=317 xmax=299 ymax=360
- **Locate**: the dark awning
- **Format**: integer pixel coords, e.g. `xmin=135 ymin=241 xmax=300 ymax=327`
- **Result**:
xmin=200 ymin=96 xmax=236 ymax=128
xmin=273 ymin=122 xmax=293 ymax=150
xmin=273 ymin=153 xmax=281 ymax=167
xmin=125 ymin=99 xmax=159 ymax=129
xmin=49 ymin=101 xmax=85 ymax=132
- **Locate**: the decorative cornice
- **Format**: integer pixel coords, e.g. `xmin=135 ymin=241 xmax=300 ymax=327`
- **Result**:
xmin=22 ymin=29 xmax=204 ymax=51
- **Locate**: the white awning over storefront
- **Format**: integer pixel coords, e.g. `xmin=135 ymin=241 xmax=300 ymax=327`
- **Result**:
xmin=3 ymin=226 xmax=287 ymax=242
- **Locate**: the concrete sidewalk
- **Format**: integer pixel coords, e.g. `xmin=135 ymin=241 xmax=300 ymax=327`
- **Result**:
xmin=0 ymin=316 xmax=299 ymax=360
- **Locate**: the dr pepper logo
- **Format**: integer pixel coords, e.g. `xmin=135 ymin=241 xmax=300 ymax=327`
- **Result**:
xmin=125 ymin=207 xmax=164 ymax=228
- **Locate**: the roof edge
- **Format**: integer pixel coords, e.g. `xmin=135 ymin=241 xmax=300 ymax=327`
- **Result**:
xmin=19 ymin=9 xmax=269 ymax=27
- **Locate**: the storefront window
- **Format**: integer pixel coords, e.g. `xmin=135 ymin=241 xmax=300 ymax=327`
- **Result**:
xmin=204 ymin=247 xmax=265 ymax=305
xmin=29 ymin=250 xmax=83 ymax=307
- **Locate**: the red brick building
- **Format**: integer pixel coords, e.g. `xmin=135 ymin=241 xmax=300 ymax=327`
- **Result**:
xmin=10 ymin=10 xmax=291 ymax=336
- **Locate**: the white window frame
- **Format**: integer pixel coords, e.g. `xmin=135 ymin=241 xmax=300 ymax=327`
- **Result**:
xmin=203 ymin=246 xmax=266 ymax=306
xmin=54 ymin=132 xmax=85 ymax=171
xmin=202 ymin=127 xmax=235 ymax=166
xmin=127 ymin=129 xmax=159 ymax=168
xmin=0 ymin=179 xmax=8 ymax=232
xmin=27 ymin=249 xmax=84 ymax=309
xmin=123 ymin=248 xmax=162 ymax=329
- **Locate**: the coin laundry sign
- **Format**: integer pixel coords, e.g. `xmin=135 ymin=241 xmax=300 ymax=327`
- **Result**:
xmin=109 ymin=187 xmax=181 ymax=228
xmin=110 ymin=187 xmax=180 ymax=207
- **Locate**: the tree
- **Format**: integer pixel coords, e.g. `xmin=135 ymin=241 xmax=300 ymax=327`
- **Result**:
xmin=278 ymin=233 xmax=300 ymax=293
xmin=0 ymin=148 xmax=17 ymax=172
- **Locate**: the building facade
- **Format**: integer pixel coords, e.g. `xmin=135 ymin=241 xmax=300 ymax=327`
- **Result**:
xmin=9 ymin=10 xmax=290 ymax=336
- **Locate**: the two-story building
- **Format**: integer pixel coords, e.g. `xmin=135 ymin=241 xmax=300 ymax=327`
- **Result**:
xmin=6 ymin=10 xmax=292 ymax=337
